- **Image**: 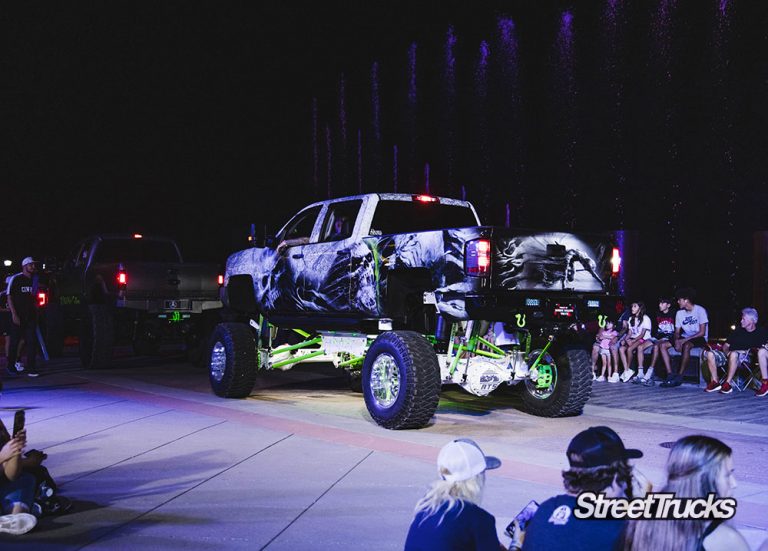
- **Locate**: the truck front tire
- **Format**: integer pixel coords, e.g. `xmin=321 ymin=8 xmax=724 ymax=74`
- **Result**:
xmin=521 ymin=348 xmax=592 ymax=417
xmin=80 ymin=305 xmax=114 ymax=369
xmin=209 ymin=323 xmax=258 ymax=398
xmin=362 ymin=331 xmax=441 ymax=430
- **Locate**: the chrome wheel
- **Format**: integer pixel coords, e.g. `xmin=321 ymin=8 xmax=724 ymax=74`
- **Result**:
xmin=210 ymin=340 xmax=226 ymax=382
xmin=369 ymin=353 xmax=400 ymax=408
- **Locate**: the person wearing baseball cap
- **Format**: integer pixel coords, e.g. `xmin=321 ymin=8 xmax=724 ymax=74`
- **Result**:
xmin=405 ymin=438 xmax=503 ymax=550
xmin=6 ymin=257 xmax=41 ymax=377
xmin=520 ymin=426 xmax=645 ymax=551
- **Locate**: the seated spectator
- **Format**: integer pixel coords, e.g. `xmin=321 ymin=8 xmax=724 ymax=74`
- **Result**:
xmin=619 ymin=302 xmax=652 ymax=382
xmin=404 ymin=438 xmax=503 ymax=551
xmin=593 ymin=320 xmax=618 ymax=382
xmin=521 ymin=426 xmax=644 ymax=551
xmin=635 ymin=297 xmax=676 ymax=386
xmin=592 ymin=309 xmax=631 ymax=383
xmin=0 ymin=429 xmax=37 ymax=535
xmin=703 ymin=307 xmax=768 ymax=396
xmin=622 ymin=435 xmax=748 ymax=551
xmin=660 ymin=287 xmax=709 ymax=388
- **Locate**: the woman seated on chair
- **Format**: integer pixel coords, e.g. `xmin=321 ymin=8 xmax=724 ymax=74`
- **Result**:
xmin=703 ymin=307 xmax=768 ymax=396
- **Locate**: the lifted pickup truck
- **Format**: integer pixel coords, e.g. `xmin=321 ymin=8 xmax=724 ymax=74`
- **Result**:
xmin=53 ymin=234 xmax=223 ymax=368
xmin=213 ymin=193 xmax=624 ymax=429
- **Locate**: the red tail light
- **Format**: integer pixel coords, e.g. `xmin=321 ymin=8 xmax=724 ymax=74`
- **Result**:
xmin=413 ymin=194 xmax=439 ymax=203
xmin=611 ymin=247 xmax=622 ymax=274
xmin=117 ymin=271 xmax=127 ymax=286
xmin=37 ymin=292 xmax=47 ymax=307
xmin=465 ymin=239 xmax=492 ymax=276
xmin=217 ymin=274 xmax=224 ymax=286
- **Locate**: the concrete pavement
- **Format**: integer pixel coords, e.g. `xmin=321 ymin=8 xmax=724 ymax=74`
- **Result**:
xmin=1 ymin=350 xmax=767 ymax=549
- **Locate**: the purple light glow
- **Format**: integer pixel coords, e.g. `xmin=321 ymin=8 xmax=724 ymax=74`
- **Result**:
xmin=498 ymin=17 xmax=514 ymax=45
xmin=408 ymin=43 xmax=417 ymax=105
xmin=312 ymin=97 xmax=318 ymax=196
xmin=371 ymin=62 xmax=381 ymax=142
xmin=393 ymin=145 xmax=398 ymax=192
xmin=357 ymin=129 xmax=363 ymax=193
xmin=461 ymin=185 xmax=466 ymax=201
xmin=478 ymin=41 xmax=490 ymax=67
xmin=560 ymin=11 xmax=574 ymax=48
xmin=445 ymin=26 xmax=457 ymax=76
xmin=719 ymin=0 xmax=729 ymax=16
xmin=505 ymin=203 xmax=510 ymax=228
xmin=424 ymin=162 xmax=430 ymax=194
xmin=325 ymin=124 xmax=332 ymax=199
xmin=339 ymin=74 xmax=347 ymax=148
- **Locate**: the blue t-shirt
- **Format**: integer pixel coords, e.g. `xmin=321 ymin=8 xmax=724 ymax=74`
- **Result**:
xmin=404 ymin=500 xmax=501 ymax=551
xmin=521 ymin=494 xmax=625 ymax=551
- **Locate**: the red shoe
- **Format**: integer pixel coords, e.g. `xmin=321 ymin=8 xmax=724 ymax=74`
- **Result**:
xmin=704 ymin=380 xmax=722 ymax=393
xmin=719 ymin=382 xmax=733 ymax=394
xmin=756 ymin=381 xmax=768 ymax=397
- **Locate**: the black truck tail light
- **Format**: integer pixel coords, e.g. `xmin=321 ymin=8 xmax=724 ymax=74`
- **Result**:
xmin=117 ymin=270 xmax=127 ymax=288
xmin=465 ymin=238 xmax=491 ymax=276
xmin=37 ymin=291 xmax=47 ymax=307
xmin=217 ymin=274 xmax=224 ymax=286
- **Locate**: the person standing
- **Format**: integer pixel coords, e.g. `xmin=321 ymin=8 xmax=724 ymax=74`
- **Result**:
xmin=7 ymin=258 xmax=41 ymax=377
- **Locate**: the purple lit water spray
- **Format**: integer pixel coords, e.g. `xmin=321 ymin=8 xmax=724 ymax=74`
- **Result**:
xmin=339 ymin=74 xmax=347 ymax=151
xmin=474 ymin=41 xmax=490 ymax=214
xmin=443 ymin=27 xmax=457 ymax=191
xmin=393 ymin=145 xmax=399 ymax=192
xmin=357 ymin=129 xmax=363 ymax=193
xmin=312 ymin=98 xmax=318 ymax=197
xmin=424 ymin=163 xmax=430 ymax=194
xmin=556 ymin=10 xmax=576 ymax=229
xmin=371 ymin=62 xmax=381 ymax=143
xmin=325 ymin=124 xmax=332 ymax=198
xmin=603 ymin=0 xmax=626 ymax=229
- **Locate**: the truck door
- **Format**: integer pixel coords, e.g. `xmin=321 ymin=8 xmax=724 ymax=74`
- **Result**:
xmin=296 ymin=199 xmax=363 ymax=313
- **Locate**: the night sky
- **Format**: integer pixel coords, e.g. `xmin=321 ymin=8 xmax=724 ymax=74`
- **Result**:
xmin=4 ymin=1 xmax=768 ymax=333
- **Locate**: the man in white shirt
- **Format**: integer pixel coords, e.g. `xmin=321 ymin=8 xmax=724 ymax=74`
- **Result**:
xmin=660 ymin=287 xmax=708 ymax=388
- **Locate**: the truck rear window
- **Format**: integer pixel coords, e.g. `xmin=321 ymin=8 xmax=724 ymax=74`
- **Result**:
xmin=370 ymin=201 xmax=479 ymax=235
xmin=93 ymin=240 xmax=181 ymax=263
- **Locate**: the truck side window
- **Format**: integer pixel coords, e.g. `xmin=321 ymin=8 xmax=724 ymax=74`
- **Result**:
xmin=320 ymin=200 xmax=362 ymax=242
xmin=280 ymin=206 xmax=322 ymax=243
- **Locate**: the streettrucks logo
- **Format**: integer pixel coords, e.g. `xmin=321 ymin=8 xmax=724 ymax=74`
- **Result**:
xmin=575 ymin=492 xmax=737 ymax=520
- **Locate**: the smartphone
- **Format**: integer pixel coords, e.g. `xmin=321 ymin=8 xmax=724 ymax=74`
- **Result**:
xmin=506 ymin=500 xmax=540 ymax=538
xmin=0 ymin=418 xmax=10 ymax=446
xmin=12 ymin=410 xmax=25 ymax=438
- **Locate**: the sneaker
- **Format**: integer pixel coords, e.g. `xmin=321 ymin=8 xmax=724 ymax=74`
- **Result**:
xmin=592 ymin=372 xmax=597 ymax=381
xmin=756 ymin=381 xmax=768 ymax=397
xmin=596 ymin=375 xmax=606 ymax=382
xmin=704 ymin=380 xmax=722 ymax=393
xmin=0 ymin=512 xmax=37 ymax=535
xmin=659 ymin=375 xmax=675 ymax=388
xmin=719 ymin=381 xmax=733 ymax=394
xmin=41 ymin=496 xmax=72 ymax=516
xmin=608 ymin=373 xmax=620 ymax=383
xmin=27 ymin=371 xmax=39 ymax=378
xmin=642 ymin=377 xmax=656 ymax=387
xmin=620 ymin=369 xmax=635 ymax=383
xmin=14 ymin=362 xmax=24 ymax=372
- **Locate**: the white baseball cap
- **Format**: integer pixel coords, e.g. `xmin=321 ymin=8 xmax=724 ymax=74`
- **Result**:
xmin=437 ymin=438 xmax=501 ymax=483
xmin=21 ymin=257 xmax=36 ymax=267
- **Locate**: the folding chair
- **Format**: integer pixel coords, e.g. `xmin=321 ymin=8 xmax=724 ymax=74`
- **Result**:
xmin=729 ymin=348 xmax=760 ymax=392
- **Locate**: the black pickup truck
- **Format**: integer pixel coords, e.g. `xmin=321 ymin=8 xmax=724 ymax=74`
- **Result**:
xmin=53 ymin=234 xmax=223 ymax=368
xmin=212 ymin=193 xmax=625 ymax=429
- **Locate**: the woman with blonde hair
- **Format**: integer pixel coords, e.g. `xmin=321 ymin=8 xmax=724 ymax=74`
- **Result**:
xmin=622 ymin=435 xmax=748 ymax=551
xmin=404 ymin=438 xmax=503 ymax=550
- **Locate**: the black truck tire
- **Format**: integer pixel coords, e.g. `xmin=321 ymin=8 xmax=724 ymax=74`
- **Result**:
xmin=362 ymin=331 xmax=441 ymax=430
xmin=521 ymin=348 xmax=592 ymax=417
xmin=80 ymin=305 xmax=114 ymax=369
xmin=209 ymin=323 xmax=258 ymax=398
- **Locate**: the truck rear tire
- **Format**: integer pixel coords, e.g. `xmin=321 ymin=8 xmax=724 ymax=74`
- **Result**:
xmin=362 ymin=331 xmax=441 ymax=430
xmin=521 ymin=348 xmax=592 ymax=417
xmin=209 ymin=323 xmax=258 ymax=398
xmin=80 ymin=305 xmax=114 ymax=369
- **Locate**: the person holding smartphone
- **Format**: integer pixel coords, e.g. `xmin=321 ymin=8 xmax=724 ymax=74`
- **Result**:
xmin=520 ymin=426 xmax=644 ymax=551
xmin=0 ymin=421 xmax=37 ymax=535
xmin=405 ymin=438 xmax=504 ymax=551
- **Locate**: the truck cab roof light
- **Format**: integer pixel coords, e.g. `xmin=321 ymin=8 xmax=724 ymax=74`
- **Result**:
xmin=413 ymin=194 xmax=439 ymax=203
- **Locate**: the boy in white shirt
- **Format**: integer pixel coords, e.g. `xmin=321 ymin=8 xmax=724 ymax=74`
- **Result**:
xmin=659 ymin=287 xmax=708 ymax=388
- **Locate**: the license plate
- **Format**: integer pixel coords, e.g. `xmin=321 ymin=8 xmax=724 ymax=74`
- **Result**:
xmin=164 ymin=299 xmax=190 ymax=310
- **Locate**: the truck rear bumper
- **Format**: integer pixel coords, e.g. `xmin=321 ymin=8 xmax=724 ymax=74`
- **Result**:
xmin=116 ymin=299 xmax=222 ymax=314
xmin=465 ymin=292 xmax=622 ymax=328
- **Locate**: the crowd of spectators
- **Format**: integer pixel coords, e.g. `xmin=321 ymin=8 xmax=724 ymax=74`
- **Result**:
xmin=590 ymin=288 xmax=768 ymax=397
xmin=406 ymin=427 xmax=765 ymax=551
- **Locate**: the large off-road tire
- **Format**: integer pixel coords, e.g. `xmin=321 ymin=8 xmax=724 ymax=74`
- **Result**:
xmin=362 ymin=331 xmax=441 ymax=430
xmin=80 ymin=305 xmax=114 ymax=369
xmin=209 ymin=323 xmax=258 ymax=398
xmin=521 ymin=348 xmax=592 ymax=417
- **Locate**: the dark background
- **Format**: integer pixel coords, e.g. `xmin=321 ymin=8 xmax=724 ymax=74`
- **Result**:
xmin=2 ymin=1 xmax=767 ymax=335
